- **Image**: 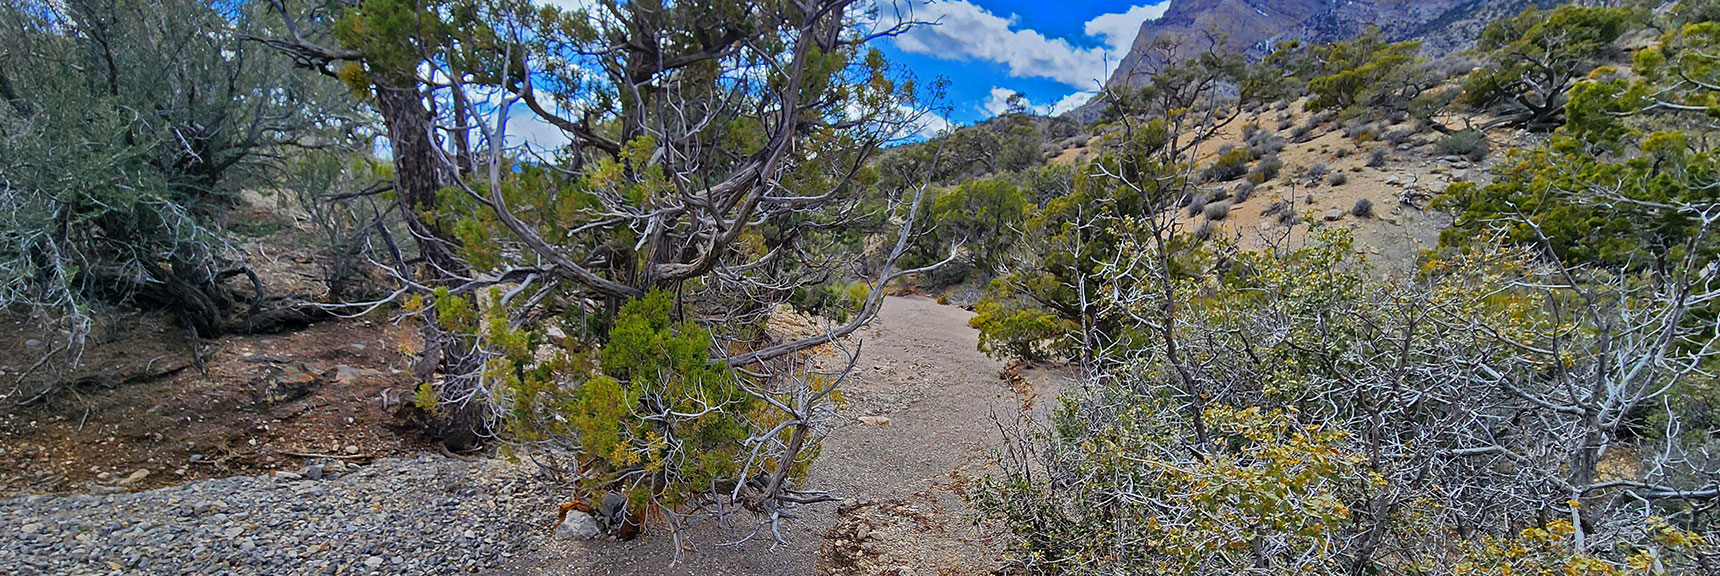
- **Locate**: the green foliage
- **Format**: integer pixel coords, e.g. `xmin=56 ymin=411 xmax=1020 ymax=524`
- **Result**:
xmin=0 ymin=0 xmax=361 ymax=336
xmin=1436 ymin=129 xmax=1491 ymax=161
xmin=1440 ymin=19 xmax=1720 ymax=272
xmin=976 ymin=403 xmax=1371 ymax=574
xmin=1303 ymin=31 xmax=1427 ymax=117
xmin=478 ymin=290 xmax=759 ymax=511
xmin=969 ymin=281 xmax=1073 ymax=362
xmin=978 ymin=226 xmax=1719 ymax=574
xmin=1201 ymin=148 xmax=1252 ymax=182
xmin=919 ymin=176 xmax=1030 ymax=280
xmin=1462 ymin=5 xmax=1639 ymax=128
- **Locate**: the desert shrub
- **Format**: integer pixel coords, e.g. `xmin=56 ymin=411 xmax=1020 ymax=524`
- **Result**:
xmin=1368 ymin=148 xmax=1390 ymax=167
xmin=1204 ymin=201 xmax=1232 ymax=221
xmin=1330 ymin=172 xmax=1349 ymax=186
xmin=1263 ymin=200 xmax=1298 ymax=225
xmin=1194 ymin=220 xmax=1218 ymax=241
xmin=1186 ymin=192 xmax=1210 ymax=217
xmin=1233 ymin=181 xmax=1257 ymax=203
xmin=1202 ymin=148 xmax=1253 ymax=182
xmin=971 ymin=292 xmax=1069 ymax=363
xmin=0 ymin=0 xmax=362 ymax=340
xmin=1306 ymin=163 xmax=1330 ymax=185
xmin=1436 ymin=129 xmax=1491 ymax=161
xmin=1289 ymin=124 xmax=1314 ymax=142
xmin=1383 ymin=128 xmax=1416 ymax=146
xmin=1342 ymin=120 xmax=1379 ymax=140
xmin=1274 ymin=99 xmax=1291 ymax=111
xmin=1335 ymin=147 xmax=1352 ymax=158
xmin=1250 ymin=155 xmax=1283 ymax=183
xmin=1245 ymin=131 xmax=1285 ymax=159
xmin=1352 ymin=198 xmax=1374 ymax=218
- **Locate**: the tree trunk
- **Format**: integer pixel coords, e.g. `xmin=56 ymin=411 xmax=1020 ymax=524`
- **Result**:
xmin=373 ymin=83 xmax=464 ymax=279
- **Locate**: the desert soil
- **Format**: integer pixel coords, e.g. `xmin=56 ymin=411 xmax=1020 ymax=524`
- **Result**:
xmin=1 ymin=296 xmax=1046 ymax=576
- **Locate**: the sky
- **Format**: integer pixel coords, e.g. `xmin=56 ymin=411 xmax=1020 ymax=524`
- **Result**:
xmin=875 ymin=0 xmax=1171 ymax=128
xmin=491 ymin=0 xmax=1172 ymax=150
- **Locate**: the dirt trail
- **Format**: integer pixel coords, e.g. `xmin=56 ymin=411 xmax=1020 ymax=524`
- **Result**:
xmin=530 ymin=296 xmax=1020 ymax=575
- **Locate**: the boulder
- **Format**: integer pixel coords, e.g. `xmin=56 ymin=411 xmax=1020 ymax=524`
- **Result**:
xmin=556 ymin=511 xmax=602 ymax=540
xmin=254 ymin=365 xmax=321 ymax=406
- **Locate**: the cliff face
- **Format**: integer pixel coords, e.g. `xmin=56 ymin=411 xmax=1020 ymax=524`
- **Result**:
xmin=1103 ymin=0 xmax=1569 ymax=90
xmin=1106 ymin=0 xmax=1331 ymax=88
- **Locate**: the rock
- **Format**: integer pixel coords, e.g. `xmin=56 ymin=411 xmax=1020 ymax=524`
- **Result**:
xmin=344 ymin=445 xmax=361 ymax=455
xmin=255 ymin=365 xmax=322 ymax=406
xmin=364 ymin=556 xmax=385 ymax=568
xmin=303 ymin=464 xmax=324 ymax=481
xmin=1397 ymin=143 xmax=1413 ymax=151
xmin=21 ymin=522 xmax=42 ymax=534
xmin=24 ymin=339 xmax=42 ymax=348
xmin=858 ymin=416 xmax=892 ymax=426
xmin=1383 ymin=176 xmax=1401 ymax=186
xmin=274 ymin=471 xmax=302 ymax=481
xmin=117 ymin=469 xmax=151 ymax=486
xmin=1323 ymin=209 xmax=1345 ymax=221
xmin=332 ymin=365 xmax=386 ymax=385
xmin=222 ymin=526 xmax=244 ymax=538
xmin=555 ymin=511 xmax=601 ymax=540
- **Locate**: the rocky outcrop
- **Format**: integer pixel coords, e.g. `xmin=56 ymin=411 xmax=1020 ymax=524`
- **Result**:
xmin=1101 ymin=0 xmax=1571 ymax=91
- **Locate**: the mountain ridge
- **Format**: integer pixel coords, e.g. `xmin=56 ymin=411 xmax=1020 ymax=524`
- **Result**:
xmin=1102 ymin=0 xmax=1570 ymax=90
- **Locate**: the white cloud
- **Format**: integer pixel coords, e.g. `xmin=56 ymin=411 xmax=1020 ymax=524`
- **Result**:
xmin=979 ymin=87 xmax=1095 ymax=118
xmin=906 ymin=105 xmax=952 ymax=139
xmin=884 ymin=1 xmax=1170 ymax=89
xmin=1046 ymin=90 xmax=1095 ymax=116
xmin=1085 ymin=3 xmax=1171 ymax=56
xmin=890 ymin=1 xmax=1105 ymax=88
xmin=981 ymin=87 xmax=1021 ymax=116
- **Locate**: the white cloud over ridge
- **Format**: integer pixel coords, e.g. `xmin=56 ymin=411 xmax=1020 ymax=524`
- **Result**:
xmin=886 ymin=1 xmax=1169 ymax=89
xmin=1085 ymin=3 xmax=1172 ymax=55
xmin=982 ymin=87 xmax=1096 ymax=118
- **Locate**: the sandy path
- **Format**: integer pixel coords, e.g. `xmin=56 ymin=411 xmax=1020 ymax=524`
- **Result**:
xmin=529 ymin=296 xmax=1016 ymax=575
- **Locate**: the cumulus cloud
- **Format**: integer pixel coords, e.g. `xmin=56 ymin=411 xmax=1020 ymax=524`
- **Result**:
xmin=981 ymin=87 xmax=1096 ymax=118
xmin=891 ymin=1 xmax=1107 ymax=88
xmin=1085 ymin=3 xmax=1172 ymax=55
xmin=981 ymin=87 xmax=1023 ymax=116
xmin=885 ymin=1 xmax=1169 ymax=89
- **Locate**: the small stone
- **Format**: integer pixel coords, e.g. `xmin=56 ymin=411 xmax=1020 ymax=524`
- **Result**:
xmin=304 ymin=464 xmax=324 ymax=481
xmin=332 ymin=365 xmax=385 ymax=385
xmin=223 ymin=526 xmax=244 ymax=538
xmin=555 ymin=512 xmax=601 ymax=540
xmin=117 ymin=468 xmax=151 ymax=486
xmin=1323 ymin=209 xmax=1345 ymax=221
xmin=24 ymin=339 xmax=42 ymax=348
xmin=22 ymin=522 xmax=42 ymax=534
xmin=274 ymin=471 xmax=302 ymax=481
xmin=344 ymin=445 xmax=361 ymax=455
xmin=858 ymin=416 xmax=892 ymax=426
xmin=365 ymin=556 xmax=385 ymax=568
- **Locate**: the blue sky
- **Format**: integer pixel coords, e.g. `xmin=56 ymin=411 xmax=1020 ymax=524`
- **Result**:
xmin=499 ymin=0 xmax=1172 ymax=149
xmin=874 ymin=0 xmax=1172 ymax=129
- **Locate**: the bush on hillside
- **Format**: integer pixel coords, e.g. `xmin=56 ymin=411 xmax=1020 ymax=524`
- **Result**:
xmin=1436 ymin=130 xmax=1490 ymax=161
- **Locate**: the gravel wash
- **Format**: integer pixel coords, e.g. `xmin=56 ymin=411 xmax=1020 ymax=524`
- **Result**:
xmin=1 ymin=455 xmax=568 ymax=576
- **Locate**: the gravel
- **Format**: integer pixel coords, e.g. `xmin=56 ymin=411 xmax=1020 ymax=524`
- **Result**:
xmin=0 ymin=455 xmax=564 ymax=576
